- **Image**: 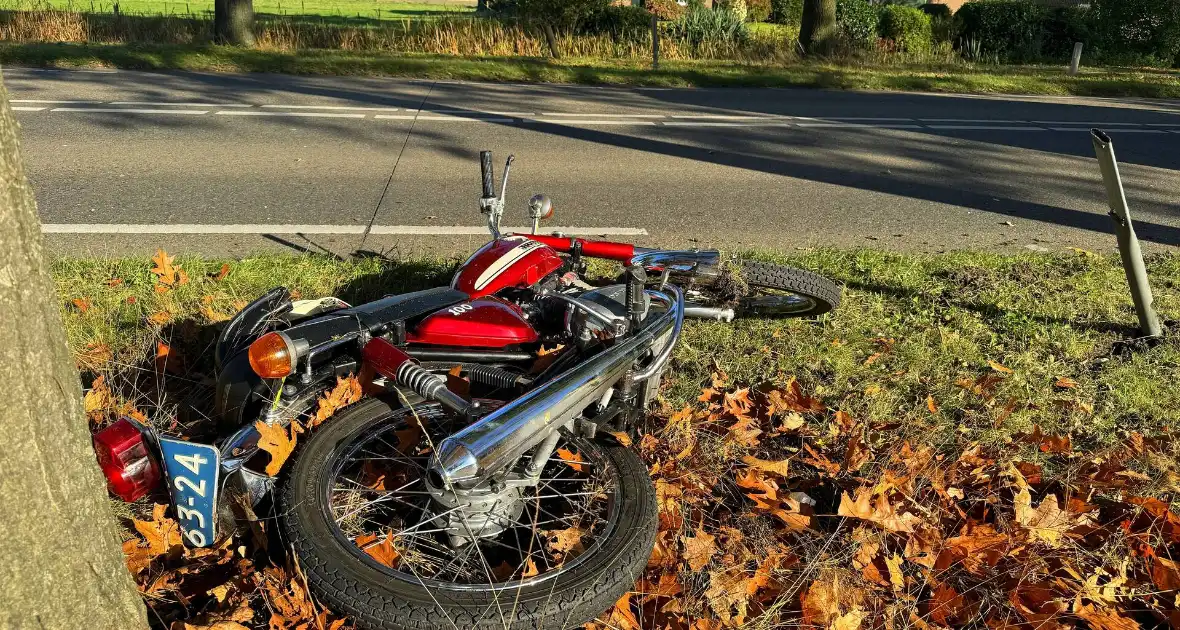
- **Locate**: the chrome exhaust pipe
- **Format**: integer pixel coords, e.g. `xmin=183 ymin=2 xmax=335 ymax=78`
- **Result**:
xmin=630 ymin=249 xmax=722 ymax=287
xmin=432 ymin=286 xmax=683 ymax=487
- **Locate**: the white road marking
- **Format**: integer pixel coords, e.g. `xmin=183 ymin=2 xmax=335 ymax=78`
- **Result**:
xmin=825 ymin=117 xmax=914 ymax=121
xmin=12 ymin=99 xmax=101 ymax=104
xmin=51 ymin=107 xmax=209 ymax=114
xmin=662 ymin=121 xmax=793 ymax=127
xmin=1064 ymin=128 xmax=1166 ymax=134
xmin=261 ymin=104 xmax=400 ymax=111
xmin=796 ymin=123 xmax=922 ymax=129
xmin=1030 ymin=121 xmax=1141 ymax=126
xmin=669 ymin=114 xmax=785 ymax=120
xmin=373 ymin=115 xmax=515 ymax=122
xmin=925 ymin=125 xmax=1046 ymax=131
xmin=1146 ymin=123 xmax=1180 ymax=127
xmin=111 ymin=101 xmax=253 ymax=107
xmin=542 ymin=113 xmax=665 ymax=118
xmin=11 ymin=106 xmax=45 ymax=111
xmin=41 ymin=224 xmax=649 ymax=236
xmin=920 ymin=118 xmax=1027 ymax=123
xmin=215 ymin=111 xmax=366 ymax=118
xmin=418 ymin=109 xmax=535 ymax=116
xmin=523 ymin=120 xmax=657 ymax=125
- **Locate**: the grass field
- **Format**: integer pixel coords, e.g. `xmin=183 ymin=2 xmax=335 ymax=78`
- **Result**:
xmin=0 ymin=0 xmax=475 ymax=18
xmin=68 ymin=247 xmax=1180 ymax=628
xmin=60 ymin=248 xmax=1180 ymax=452
xmin=6 ymin=42 xmax=1179 ymax=97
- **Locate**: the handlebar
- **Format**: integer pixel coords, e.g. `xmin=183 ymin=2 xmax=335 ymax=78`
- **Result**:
xmin=480 ymin=150 xmax=495 ymax=199
xmin=518 ymin=233 xmax=636 ymax=262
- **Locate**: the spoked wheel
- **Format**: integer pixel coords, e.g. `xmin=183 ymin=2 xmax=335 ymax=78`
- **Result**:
xmin=280 ymin=397 xmax=656 ymax=630
xmin=726 ymin=260 xmax=842 ymax=318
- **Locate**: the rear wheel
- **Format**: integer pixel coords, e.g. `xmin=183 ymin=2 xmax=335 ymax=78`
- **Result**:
xmin=728 ymin=260 xmax=841 ymax=318
xmin=280 ymin=397 xmax=657 ymax=630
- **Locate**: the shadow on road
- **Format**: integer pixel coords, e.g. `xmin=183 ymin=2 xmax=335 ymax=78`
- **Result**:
xmin=10 ymin=67 xmax=1180 ymax=246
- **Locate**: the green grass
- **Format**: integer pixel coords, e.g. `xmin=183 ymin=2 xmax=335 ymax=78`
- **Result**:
xmin=4 ymin=42 xmax=1178 ymax=97
xmin=57 ymin=248 xmax=1180 ymax=486
xmin=0 ymin=0 xmax=475 ymax=18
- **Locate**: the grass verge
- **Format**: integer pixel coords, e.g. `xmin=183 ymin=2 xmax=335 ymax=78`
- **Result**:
xmin=67 ymin=248 xmax=1180 ymax=628
xmin=8 ymin=41 xmax=1180 ymax=97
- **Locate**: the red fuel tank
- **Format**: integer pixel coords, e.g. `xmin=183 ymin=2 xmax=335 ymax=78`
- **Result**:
xmin=452 ymin=236 xmax=563 ymax=299
xmin=408 ymin=297 xmax=539 ymax=348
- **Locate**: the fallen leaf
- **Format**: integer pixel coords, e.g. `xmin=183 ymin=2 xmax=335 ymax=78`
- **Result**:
xmin=1151 ymin=556 xmax=1180 ymax=592
xmin=355 ymin=531 xmax=399 ymax=568
xmin=255 ymin=420 xmax=304 ymax=477
xmin=726 ymin=415 xmax=762 ymax=448
xmin=1075 ymin=603 xmax=1140 ymax=630
xmin=926 ymin=395 xmax=939 ymax=414
xmin=885 ymin=553 xmax=905 ymax=591
xmin=1014 ymin=488 xmax=1081 ymax=546
xmin=148 ymin=311 xmax=172 ymax=326
xmin=213 ymin=263 xmax=231 ymax=281
xmin=84 ymin=375 xmax=114 ymax=423
xmin=682 ymin=527 xmax=717 ymax=571
xmin=838 ymin=488 xmax=921 ymax=533
xmin=988 ymin=360 xmax=1013 ymax=374
xmin=599 ymin=592 xmax=642 ymax=630
xmin=545 ymin=526 xmax=585 ymax=561
xmin=844 ymin=432 xmax=872 ymax=472
xmin=133 ymin=503 xmax=183 ymax=558
xmin=72 ymin=297 xmax=91 ymax=313
xmin=741 ymin=454 xmax=790 ymax=477
xmin=556 ymin=447 xmax=586 ymax=473
xmin=1054 ymin=376 xmax=1078 ymax=389
xmin=309 ymin=375 xmax=363 ymax=428
xmin=608 ymin=431 xmax=632 ymax=446
xmin=151 ymin=248 xmax=187 ymax=290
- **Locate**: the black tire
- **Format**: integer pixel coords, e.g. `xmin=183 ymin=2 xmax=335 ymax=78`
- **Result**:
xmin=280 ymin=397 xmax=657 ymax=630
xmin=734 ymin=260 xmax=841 ymax=318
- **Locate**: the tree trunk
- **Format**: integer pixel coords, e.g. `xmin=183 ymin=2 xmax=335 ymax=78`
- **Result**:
xmin=477 ymin=0 xmax=487 ymax=11
xmin=541 ymin=22 xmax=561 ymax=58
xmin=215 ymin=0 xmax=255 ymax=46
xmin=799 ymin=0 xmax=838 ymax=55
xmin=0 ymin=72 xmax=147 ymax=630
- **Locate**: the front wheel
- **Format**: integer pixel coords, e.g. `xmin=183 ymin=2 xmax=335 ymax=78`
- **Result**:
xmin=280 ymin=397 xmax=657 ymax=630
xmin=707 ymin=260 xmax=841 ymax=319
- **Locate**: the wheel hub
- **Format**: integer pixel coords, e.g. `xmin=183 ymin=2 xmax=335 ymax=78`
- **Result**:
xmin=426 ymin=473 xmax=526 ymax=548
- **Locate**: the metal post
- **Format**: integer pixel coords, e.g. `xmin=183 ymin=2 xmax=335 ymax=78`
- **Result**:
xmin=1069 ymin=42 xmax=1084 ymax=75
xmin=651 ymin=13 xmax=660 ymax=70
xmin=1091 ymin=129 xmax=1162 ymax=338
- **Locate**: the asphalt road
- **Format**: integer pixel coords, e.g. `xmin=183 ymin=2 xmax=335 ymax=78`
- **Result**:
xmin=7 ymin=67 xmax=1180 ymax=257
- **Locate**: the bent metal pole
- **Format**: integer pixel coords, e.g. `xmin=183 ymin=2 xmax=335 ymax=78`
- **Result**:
xmin=1091 ymin=129 xmax=1162 ymax=338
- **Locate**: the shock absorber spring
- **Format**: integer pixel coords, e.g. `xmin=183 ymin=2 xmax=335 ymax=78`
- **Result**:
xmin=363 ymin=337 xmax=470 ymax=415
xmin=465 ymin=364 xmax=528 ymax=390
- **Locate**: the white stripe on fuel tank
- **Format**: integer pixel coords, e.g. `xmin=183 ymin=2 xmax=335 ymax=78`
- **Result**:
xmin=473 ymin=238 xmax=545 ymax=291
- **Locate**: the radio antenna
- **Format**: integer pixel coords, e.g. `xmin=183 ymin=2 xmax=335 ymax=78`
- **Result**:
xmin=356 ymin=81 xmax=436 ymax=256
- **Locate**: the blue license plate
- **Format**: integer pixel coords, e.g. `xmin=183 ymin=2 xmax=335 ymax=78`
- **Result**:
xmin=158 ymin=438 xmax=220 ymax=547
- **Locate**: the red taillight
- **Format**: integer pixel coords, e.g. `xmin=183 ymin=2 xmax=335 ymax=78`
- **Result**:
xmin=92 ymin=417 xmax=161 ymax=501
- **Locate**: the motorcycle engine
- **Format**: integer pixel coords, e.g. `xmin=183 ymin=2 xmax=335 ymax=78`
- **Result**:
xmin=566 ymin=284 xmax=650 ymax=340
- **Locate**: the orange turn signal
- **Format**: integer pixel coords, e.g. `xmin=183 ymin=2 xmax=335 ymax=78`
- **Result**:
xmin=248 ymin=331 xmax=296 ymax=378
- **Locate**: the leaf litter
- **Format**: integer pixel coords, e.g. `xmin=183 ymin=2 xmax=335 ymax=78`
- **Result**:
xmin=72 ymin=252 xmax=1180 ymax=629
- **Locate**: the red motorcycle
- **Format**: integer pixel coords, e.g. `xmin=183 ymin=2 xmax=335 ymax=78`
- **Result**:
xmin=93 ymin=151 xmax=840 ymax=629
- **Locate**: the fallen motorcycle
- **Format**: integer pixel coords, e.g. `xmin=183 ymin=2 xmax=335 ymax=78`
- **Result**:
xmin=92 ymin=151 xmax=841 ymax=629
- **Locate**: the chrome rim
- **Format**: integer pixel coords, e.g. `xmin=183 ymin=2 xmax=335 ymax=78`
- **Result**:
xmin=741 ymin=292 xmax=820 ymax=316
xmin=321 ymin=403 xmax=620 ymax=591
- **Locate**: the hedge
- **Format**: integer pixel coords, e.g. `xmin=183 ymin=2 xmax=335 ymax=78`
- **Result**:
xmin=770 ymin=0 xmax=802 ymax=25
xmin=836 ymin=0 xmax=879 ymax=49
xmin=879 ymin=4 xmax=932 ymax=53
xmin=956 ymin=0 xmax=1180 ymax=67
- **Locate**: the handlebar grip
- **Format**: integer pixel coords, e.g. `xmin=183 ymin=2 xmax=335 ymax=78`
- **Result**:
xmin=480 ymin=150 xmax=494 ymax=198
